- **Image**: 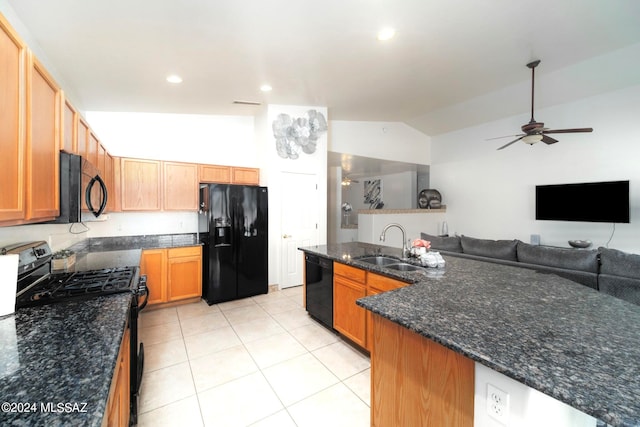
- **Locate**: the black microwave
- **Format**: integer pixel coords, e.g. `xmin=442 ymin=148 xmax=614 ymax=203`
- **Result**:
xmin=50 ymin=152 xmax=108 ymax=223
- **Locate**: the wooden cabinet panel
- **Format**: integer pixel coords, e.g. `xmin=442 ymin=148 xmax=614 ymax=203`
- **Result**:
xmin=371 ymin=314 xmax=474 ymax=427
xmin=164 ymin=162 xmax=198 ymax=211
xmin=231 ymin=167 xmax=259 ymax=185
xmin=105 ymin=152 xmax=115 ymax=212
xmin=111 ymin=156 xmax=122 ymax=212
xmin=86 ymin=131 xmax=99 ymax=167
xmin=140 ymin=249 xmax=167 ymax=306
xmin=0 ymin=15 xmax=26 ymax=222
xmin=333 ymin=274 xmax=367 ymax=347
xmin=61 ymin=97 xmax=77 ymax=153
xmin=199 ymin=164 xmax=230 ymax=183
xmin=367 ymin=272 xmax=406 ymax=293
xmin=105 ymin=326 xmax=130 ymax=427
xmin=26 ymin=54 xmax=59 ymax=221
xmin=77 ymin=118 xmax=88 ymax=159
xmin=142 ymin=246 xmax=202 ymax=305
xmin=121 ymin=158 xmax=161 ymax=211
xmin=167 ymin=246 xmax=202 ymax=301
xmin=334 ymin=262 xmax=366 ymax=283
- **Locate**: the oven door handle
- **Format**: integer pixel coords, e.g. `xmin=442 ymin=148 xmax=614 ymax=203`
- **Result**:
xmin=138 ymin=275 xmax=149 ymax=311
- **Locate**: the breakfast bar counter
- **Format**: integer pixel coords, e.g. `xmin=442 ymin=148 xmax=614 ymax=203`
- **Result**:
xmin=300 ymin=242 xmax=640 ymax=426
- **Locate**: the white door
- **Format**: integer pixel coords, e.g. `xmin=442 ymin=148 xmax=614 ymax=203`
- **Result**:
xmin=280 ymin=172 xmax=319 ymax=288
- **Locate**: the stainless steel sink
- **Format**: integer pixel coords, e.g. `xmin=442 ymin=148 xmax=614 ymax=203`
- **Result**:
xmin=385 ymin=263 xmax=425 ymax=272
xmin=356 ymin=256 xmax=400 ymax=266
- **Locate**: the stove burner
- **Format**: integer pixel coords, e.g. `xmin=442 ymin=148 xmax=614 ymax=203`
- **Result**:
xmin=18 ymin=266 xmax=138 ymax=307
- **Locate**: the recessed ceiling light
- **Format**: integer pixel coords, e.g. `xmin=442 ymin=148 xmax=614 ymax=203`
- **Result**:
xmin=377 ymin=27 xmax=396 ymax=41
xmin=166 ymin=75 xmax=183 ymax=84
xmin=260 ymin=84 xmax=273 ymax=92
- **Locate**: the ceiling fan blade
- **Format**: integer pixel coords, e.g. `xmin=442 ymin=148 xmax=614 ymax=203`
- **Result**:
xmin=541 ymin=135 xmax=558 ymax=145
xmin=497 ymin=136 xmax=525 ymax=150
xmin=486 ymin=134 xmax=524 ymax=141
xmin=542 ymin=127 xmax=593 ymax=134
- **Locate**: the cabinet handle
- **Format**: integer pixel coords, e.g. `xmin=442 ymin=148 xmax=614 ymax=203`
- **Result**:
xmin=282 ymin=234 xmax=291 ymax=239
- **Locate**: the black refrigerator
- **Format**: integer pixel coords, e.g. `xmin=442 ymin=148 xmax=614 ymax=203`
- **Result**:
xmin=199 ymin=184 xmax=268 ymax=304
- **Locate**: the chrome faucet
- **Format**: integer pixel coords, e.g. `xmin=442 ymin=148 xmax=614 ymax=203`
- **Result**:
xmin=379 ymin=223 xmax=409 ymax=259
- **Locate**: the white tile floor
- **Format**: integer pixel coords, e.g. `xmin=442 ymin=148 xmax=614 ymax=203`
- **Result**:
xmin=137 ymin=286 xmax=371 ymax=427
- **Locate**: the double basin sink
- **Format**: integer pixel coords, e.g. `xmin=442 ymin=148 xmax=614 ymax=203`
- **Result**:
xmin=356 ymin=255 xmax=424 ymax=272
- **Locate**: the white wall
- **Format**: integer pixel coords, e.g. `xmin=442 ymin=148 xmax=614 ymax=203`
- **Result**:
xmin=329 ymin=120 xmax=431 ymax=165
xmin=431 ymin=84 xmax=640 ymax=253
xmin=358 ymin=212 xmax=447 ymax=248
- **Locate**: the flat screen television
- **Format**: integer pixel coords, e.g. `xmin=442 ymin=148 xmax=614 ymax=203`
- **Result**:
xmin=535 ymin=180 xmax=630 ymax=223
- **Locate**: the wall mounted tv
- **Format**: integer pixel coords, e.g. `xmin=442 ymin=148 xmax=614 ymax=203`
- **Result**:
xmin=535 ymin=180 xmax=630 ymax=223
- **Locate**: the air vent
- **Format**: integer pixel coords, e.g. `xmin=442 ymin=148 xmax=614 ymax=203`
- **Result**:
xmin=233 ymin=100 xmax=262 ymax=106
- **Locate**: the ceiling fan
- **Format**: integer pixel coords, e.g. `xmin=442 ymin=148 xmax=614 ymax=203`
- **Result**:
xmin=489 ymin=60 xmax=593 ymax=150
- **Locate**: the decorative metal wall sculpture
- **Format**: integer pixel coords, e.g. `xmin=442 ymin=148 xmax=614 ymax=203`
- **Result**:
xmin=364 ymin=179 xmax=384 ymax=209
xmin=273 ymin=109 xmax=328 ymax=159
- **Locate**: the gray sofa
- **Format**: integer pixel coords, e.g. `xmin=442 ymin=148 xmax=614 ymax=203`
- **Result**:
xmin=421 ymin=233 xmax=640 ymax=306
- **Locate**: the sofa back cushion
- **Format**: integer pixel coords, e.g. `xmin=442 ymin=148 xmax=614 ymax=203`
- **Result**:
xmin=460 ymin=235 xmax=517 ymax=261
xmin=517 ymin=242 xmax=599 ymax=273
xmin=420 ymin=233 xmax=462 ymax=252
xmin=599 ymin=247 xmax=640 ymax=279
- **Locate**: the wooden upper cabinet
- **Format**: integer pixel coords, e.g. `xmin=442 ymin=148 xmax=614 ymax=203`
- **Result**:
xmin=0 ymin=15 xmax=26 ymax=222
xmin=199 ymin=164 xmax=230 ymax=183
xmin=163 ymin=162 xmax=198 ymax=211
xmin=77 ymin=117 xmax=89 ymax=160
xmin=231 ymin=167 xmax=259 ymax=185
xmin=26 ymin=53 xmax=60 ymax=221
xmin=120 ymin=158 xmax=161 ymax=211
xmin=105 ymin=152 xmax=115 ymax=212
xmin=86 ymin=131 xmax=99 ymax=167
xmin=61 ymin=97 xmax=77 ymax=154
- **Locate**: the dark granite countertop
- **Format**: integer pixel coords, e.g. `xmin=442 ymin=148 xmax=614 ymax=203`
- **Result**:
xmin=0 ymin=294 xmax=132 ymax=426
xmin=299 ymin=242 xmax=640 ymax=427
xmin=68 ymin=232 xmax=201 ymax=252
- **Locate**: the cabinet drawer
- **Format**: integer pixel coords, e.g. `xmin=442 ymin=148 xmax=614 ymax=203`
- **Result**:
xmin=367 ymin=272 xmax=408 ymax=293
xmin=168 ymin=245 xmax=201 ymax=258
xmin=334 ymin=262 xmax=366 ymax=283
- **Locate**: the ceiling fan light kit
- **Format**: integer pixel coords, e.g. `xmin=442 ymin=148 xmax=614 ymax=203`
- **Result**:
xmin=492 ymin=60 xmax=593 ymax=150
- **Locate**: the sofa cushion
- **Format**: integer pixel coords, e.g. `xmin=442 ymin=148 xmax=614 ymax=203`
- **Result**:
xmin=517 ymin=242 xmax=599 ymax=273
xmin=460 ymin=235 xmax=517 ymax=261
xmin=420 ymin=233 xmax=462 ymax=253
xmin=599 ymin=247 xmax=640 ymax=279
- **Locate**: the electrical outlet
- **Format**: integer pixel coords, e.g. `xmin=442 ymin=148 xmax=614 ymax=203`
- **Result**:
xmin=487 ymin=383 xmax=509 ymax=424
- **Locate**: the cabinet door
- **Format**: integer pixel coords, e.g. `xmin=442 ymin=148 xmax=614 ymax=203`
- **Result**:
xmin=77 ymin=118 xmax=88 ymax=159
xmin=231 ymin=167 xmax=259 ymax=185
xmin=0 ymin=15 xmax=26 ymax=222
xmin=140 ymin=249 xmax=167 ymax=305
xmin=104 ymin=152 xmax=115 ymax=212
xmin=61 ymin=97 xmax=77 ymax=153
xmin=366 ymin=273 xmax=407 ymax=351
xmin=163 ymin=162 xmax=198 ymax=211
xmin=167 ymin=246 xmax=202 ymax=301
xmin=26 ymin=54 xmax=59 ymax=221
xmin=199 ymin=164 xmax=231 ymax=183
xmin=121 ymin=158 xmax=161 ymax=211
xmin=86 ymin=131 xmax=99 ymax=167
xmin=333 ymin=275 xmax=367 ymax=347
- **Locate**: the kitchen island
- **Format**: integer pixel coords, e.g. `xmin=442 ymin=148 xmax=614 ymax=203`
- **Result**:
xmin=300 ymin=242 xmax=640 ymax=427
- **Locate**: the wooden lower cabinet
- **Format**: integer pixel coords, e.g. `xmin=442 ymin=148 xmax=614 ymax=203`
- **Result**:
xmin=371 ymin=314 xmax=474 ymax=427
xmin=333 ymin=262 xmax=408 ymax=351
xmin=167 ymin=246 xmax=202 ymax=301
xmin=141 ymin=246 xmax=202 ymax=306
xmin=333 ymin=274 xmax=367 ymax=347
xmin=104 ymin=325 xmax=130 ymax=427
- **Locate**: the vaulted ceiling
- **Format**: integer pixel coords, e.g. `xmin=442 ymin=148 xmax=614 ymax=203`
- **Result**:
xmin=7 ymin=0 xmax=640 ymax=135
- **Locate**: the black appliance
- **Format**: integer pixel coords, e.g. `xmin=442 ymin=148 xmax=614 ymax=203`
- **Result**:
xmin=304 ymin=254 xmax=334 ymax=330
xmin=199 ymin=184 xmax=268 ymax=304
xmin=536 ymin=180 xmax=630 ymax=223
xmin=4 ymin=241 xmax=147 ymax=425
xmin=51 ymin=152 xmax=108 ymax=223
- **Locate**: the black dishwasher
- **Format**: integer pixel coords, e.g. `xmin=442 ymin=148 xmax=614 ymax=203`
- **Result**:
xmin=305 ymin=254 xmax=334 ymax=330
